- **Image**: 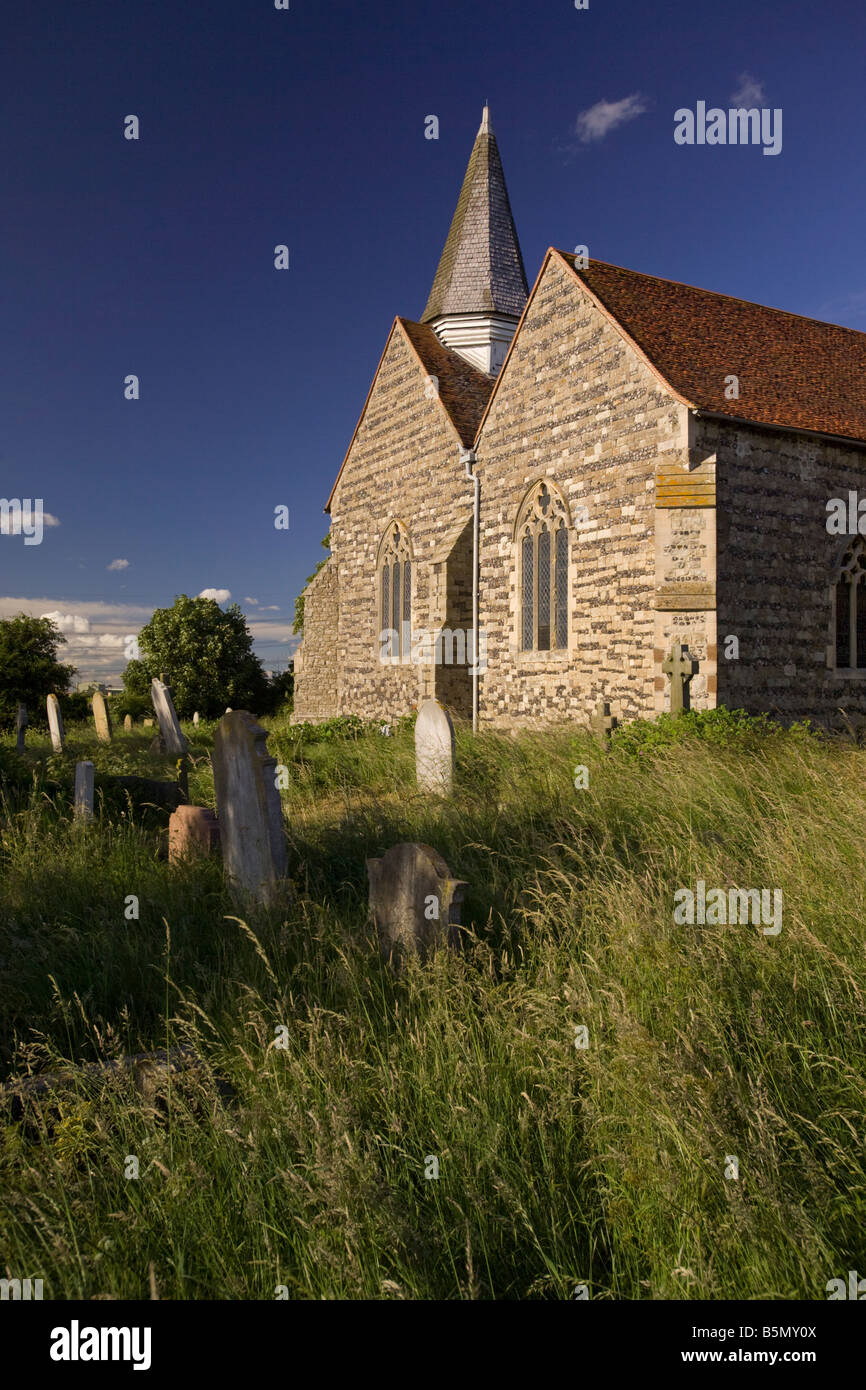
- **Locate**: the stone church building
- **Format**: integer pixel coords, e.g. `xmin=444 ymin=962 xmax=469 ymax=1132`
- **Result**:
xmin=292 ymin=108 xmax=866 ymax=729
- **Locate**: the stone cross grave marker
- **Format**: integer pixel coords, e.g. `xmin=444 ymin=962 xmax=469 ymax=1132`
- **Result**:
xmin=150 ymin=679 xmax=187 ymax=757
xmin=74 ymin=761 xmax=94 ymax=821
xmin=590 ymin=699 xmax=617 ymax=744
xmin=366 ymin=843 xmax=467 ymax=960
xmin=123 ymin=714 xmax=133 ymax=731
xmin=15 ymin=704 xmax=28 ymax=752
xmin=46 ymin=695 xmax=65 ymax=752
xmin=212 ymin=711 xmax=287 ymax=909
xmin=414 ymin=698 xmax=455 ymax=794
xmin=662 ymin=641 xmax=698 ymax=715
xmin=92 ymin=691 xmax=112 ymax=743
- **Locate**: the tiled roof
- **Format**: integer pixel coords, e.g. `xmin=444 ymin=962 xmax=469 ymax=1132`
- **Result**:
xmin=399 ymin=319 xmax=493 ymax=446
xmin=422 ymin=108 xmax=528 ymax=323
xmin=558 ymin=252 xmax=866 ymax=444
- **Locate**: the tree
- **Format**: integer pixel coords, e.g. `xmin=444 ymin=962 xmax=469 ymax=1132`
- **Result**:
xmin=123 ymin=595 xmax=269 ymax=718
xmin=0 ymin=615 xmax=76 ymax=723
xmin=293 ymin=533 xmax=331 ymax=635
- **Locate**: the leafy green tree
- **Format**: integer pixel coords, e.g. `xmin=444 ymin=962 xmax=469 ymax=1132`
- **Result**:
xmin=123 ymin=595 xmax=269 ymax=718
xmin=0 ymin=615 xmax=76 ymax=723
xmin=293 ymin=533 xmax=331 ymax=635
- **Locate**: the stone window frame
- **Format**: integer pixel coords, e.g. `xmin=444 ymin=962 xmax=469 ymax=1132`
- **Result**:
xmin=829 ymin=536 xmax=866 ymax=677
xmin=376 ymin=519 xmax=414 ymax=665
xmin=512 ymin=479 xmax=573 ymax=663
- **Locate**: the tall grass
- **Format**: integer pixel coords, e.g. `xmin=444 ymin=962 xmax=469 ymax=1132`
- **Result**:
xmin=0 ymin=715 xmax=864 ymax=1298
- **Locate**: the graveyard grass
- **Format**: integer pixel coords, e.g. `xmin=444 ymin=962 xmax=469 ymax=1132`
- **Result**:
xmin=1 ymin=710 xmax=864 ymax=1300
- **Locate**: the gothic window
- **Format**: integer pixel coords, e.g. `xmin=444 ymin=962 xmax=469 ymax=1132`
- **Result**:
xmin=517 ymin=482 xmax=570 ymax=652
xmin=833 ymin=539 xmax=866 ymax=670
xmin=378 ymin=522 xmax=412 ymax=660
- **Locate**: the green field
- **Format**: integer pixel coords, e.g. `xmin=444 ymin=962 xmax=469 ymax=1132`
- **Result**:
xmin=1 ymin=710 xmax=864 ymax=1300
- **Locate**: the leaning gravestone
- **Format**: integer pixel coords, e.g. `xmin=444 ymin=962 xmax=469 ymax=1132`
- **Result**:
xmin=123 ymin=714 xmax=133 ymax=732
xmin=150 ymin=679 xmax=188 ymax=757
xmin=366 ymin=843 xmax=467 ymax=960
xmin=46 ymin=695 xmax=65 ymax=752
xmin=92 ymin=691 xmax=112 ymax=743
xmin=15 ymin=704 xmax=27 ymax=752
xmin=74 ymin=761 xmax=95 ymax=821
xmin=415 ymin=698 xmax=455 ymax=794
xmin=212 ymin=711 xmax=287 ymax=909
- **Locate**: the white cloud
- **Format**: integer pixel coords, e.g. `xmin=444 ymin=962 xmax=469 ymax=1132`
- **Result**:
xmin=730 ymin=72 xmax=765 ymax=107
xmin=244 ymin=596 xmax=259 ymax=605
xmin=261 ymin=604 xmax=280 ymax=611
xmin=41 ymin=610 xmax=91 ymax=634
xmin=107 ymin=558 xmax=129 ymax=571
xmin=198 ymin=587 xmax=231 ymax=603
xmin=0 ymin=506 xmax=60 ymax=535
xmin=576 ymin=93 xmax=649 ymax=143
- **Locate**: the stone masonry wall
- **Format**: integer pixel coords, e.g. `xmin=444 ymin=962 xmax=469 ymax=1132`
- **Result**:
xmin=326 ymin=325 xmax=479 ymax=722
xmin=475 ymin=254 xmax=690 ymax=728
xmin=708 ymin=416 xmax=866 ymax=724
xmin=291 ymin=559 xmax=340 ymax=723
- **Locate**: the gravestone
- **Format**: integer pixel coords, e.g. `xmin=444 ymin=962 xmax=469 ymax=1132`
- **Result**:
xmin=414 ymin=698 xmax=455 ymax=794
xmin=15 ymin=704 xmax=27 ymax=752
xmin=212 ymin=711 xmax=287 ymax=909
xmin=143 ymin=718 xmax=154 ymax=727
xmin=366 ymin=843 xmax=467 ymax=960
xmin=193 ymin=712 xmax=200 ymax=726
xmin=150 ymin=679 xmax=188 ymax=757
xmin=74 ymin=761 xmax=94 ymax=821
xmin=123 ymin=714 xmax=133 ymax=731
xmin=590 ymin=699 xmax=617 ymax=744
xmin=225 ymin=707 xmax=233 ymax=714
xmin=150 ymin=733 xmax=167 ymax=754
xmin=92 ymin=691 xmax=112 ymax=743
xmin=46 ymin=695 xmax=65 ymax=752
xmin=662 ymin=641 xmax=698 ymax=715
xmin=168 ymin=806 xmax=220 ymax=863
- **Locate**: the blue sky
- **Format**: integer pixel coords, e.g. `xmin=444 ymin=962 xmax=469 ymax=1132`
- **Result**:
xmin=2 ymin=0 xmax=864 ymax=682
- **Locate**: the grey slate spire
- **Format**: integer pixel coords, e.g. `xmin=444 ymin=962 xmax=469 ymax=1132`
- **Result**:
xmin=422 ymin=107 xmax=528 ymax=324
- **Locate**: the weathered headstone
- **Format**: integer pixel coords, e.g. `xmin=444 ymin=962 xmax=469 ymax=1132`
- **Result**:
xmin=123 ymin=714 xmax=133 ymax=731
xmin=193 ymin=711 xmax=200 ymax=726
xmin=168 ymin=806 xmax=221 ymax=863
xmin=150 ymin=679 xmax=188 ymax=757
xmin=15 ymin=704 xmax=27 ymax=753
xmin=92 ymin=691 xmax=112 ymax=743
xmin=662 ymin=641 xmax=698 ymax=715
xmin=212 ymin=711 xmax=287 ymax=908
xmin=150 ymin=733 xmax=167 ymax=755
xmin=46 ymin=695 xmax=65 ymax=752
xmin=366 ymin=843 xmax=467 ymax=960
xmin=414 ymin=698 xmax=455 ymax=794
xmin=143 ymin=718 xmax=154 ymax=727
xmin=74 ymin=761 xmax=94 ymax=821
xmin=225 ymin=707 xmax=233 ymax=714
xmin=590 ymin=699 xmax=617 ymax=744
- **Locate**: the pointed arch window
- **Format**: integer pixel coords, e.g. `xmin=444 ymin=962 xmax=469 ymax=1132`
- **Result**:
xmin=378 ymin=522 xmax=412 ymax=661
xmin=833 ymin=539 xmax=866 ymax=670
xmin=517 ymin=482 xmax=570 ymax=653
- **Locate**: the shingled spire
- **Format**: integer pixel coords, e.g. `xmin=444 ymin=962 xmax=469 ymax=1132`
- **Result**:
xmin=422 ymin=107 xmax=528 ymax=376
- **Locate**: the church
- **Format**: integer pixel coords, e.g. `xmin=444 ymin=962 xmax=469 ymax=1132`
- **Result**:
xmin=292 ymin=108 xmax=866 ymax=729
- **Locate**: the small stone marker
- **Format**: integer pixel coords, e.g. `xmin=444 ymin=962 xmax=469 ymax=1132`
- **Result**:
xmin=150 ymin=679 xmax=188 ymax=757
xmin=212 ymin=711 xmax=288 ymax=908
xmin=123 ymin=714 xmax=133 ymax=731
xmin=150 ymin=733 xmax=167 ymax=754
xmin=46 ymin=695 xmax=65 ymax=752
xmin=143 ymin=718 xmax=154 ymax=727
xmin=15 ymin=704 xmax=27 ymax=752
xmin=74 ymin=761 xmax=95 ymax=821
xmin=193 ymin=711 xmax=200 ymax=726
xmin=92 ymin=691 xmax=112 ymax=743
xmin=590 ymin=699 xmax=617 ymax=743
xmin=414 ymin=698 xmax=455 ymax=794
xmin=168 ymin=806 xmax=221 ymax=863
xmin=662 ymin=641 xmax=698 ymax=715
xmin=225 ymin=707 xmax=233 ymax=714
xmin=366 ymin=843 xmax=467 ymax=960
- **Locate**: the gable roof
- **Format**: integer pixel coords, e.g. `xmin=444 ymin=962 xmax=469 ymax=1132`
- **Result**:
xmin=556 ymin=251 xmax=866 ymax=444
xmin=421 ymin=107 xmax=528 ymax=323
xmin=325 ymin=318 xmax=493 ymax=512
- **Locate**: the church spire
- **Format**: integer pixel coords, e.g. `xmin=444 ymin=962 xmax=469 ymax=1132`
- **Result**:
xmin=421 ymin=107 xmax=528 ymax=375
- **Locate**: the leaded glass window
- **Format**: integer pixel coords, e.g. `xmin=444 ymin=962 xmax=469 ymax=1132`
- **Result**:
xmin=834 ymin=539 xmax=866 ymax=670
xmin=378 ymin=523 xmax=412 ymax=661
xmin=516 ymin=482 xmax=570 ymax=652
